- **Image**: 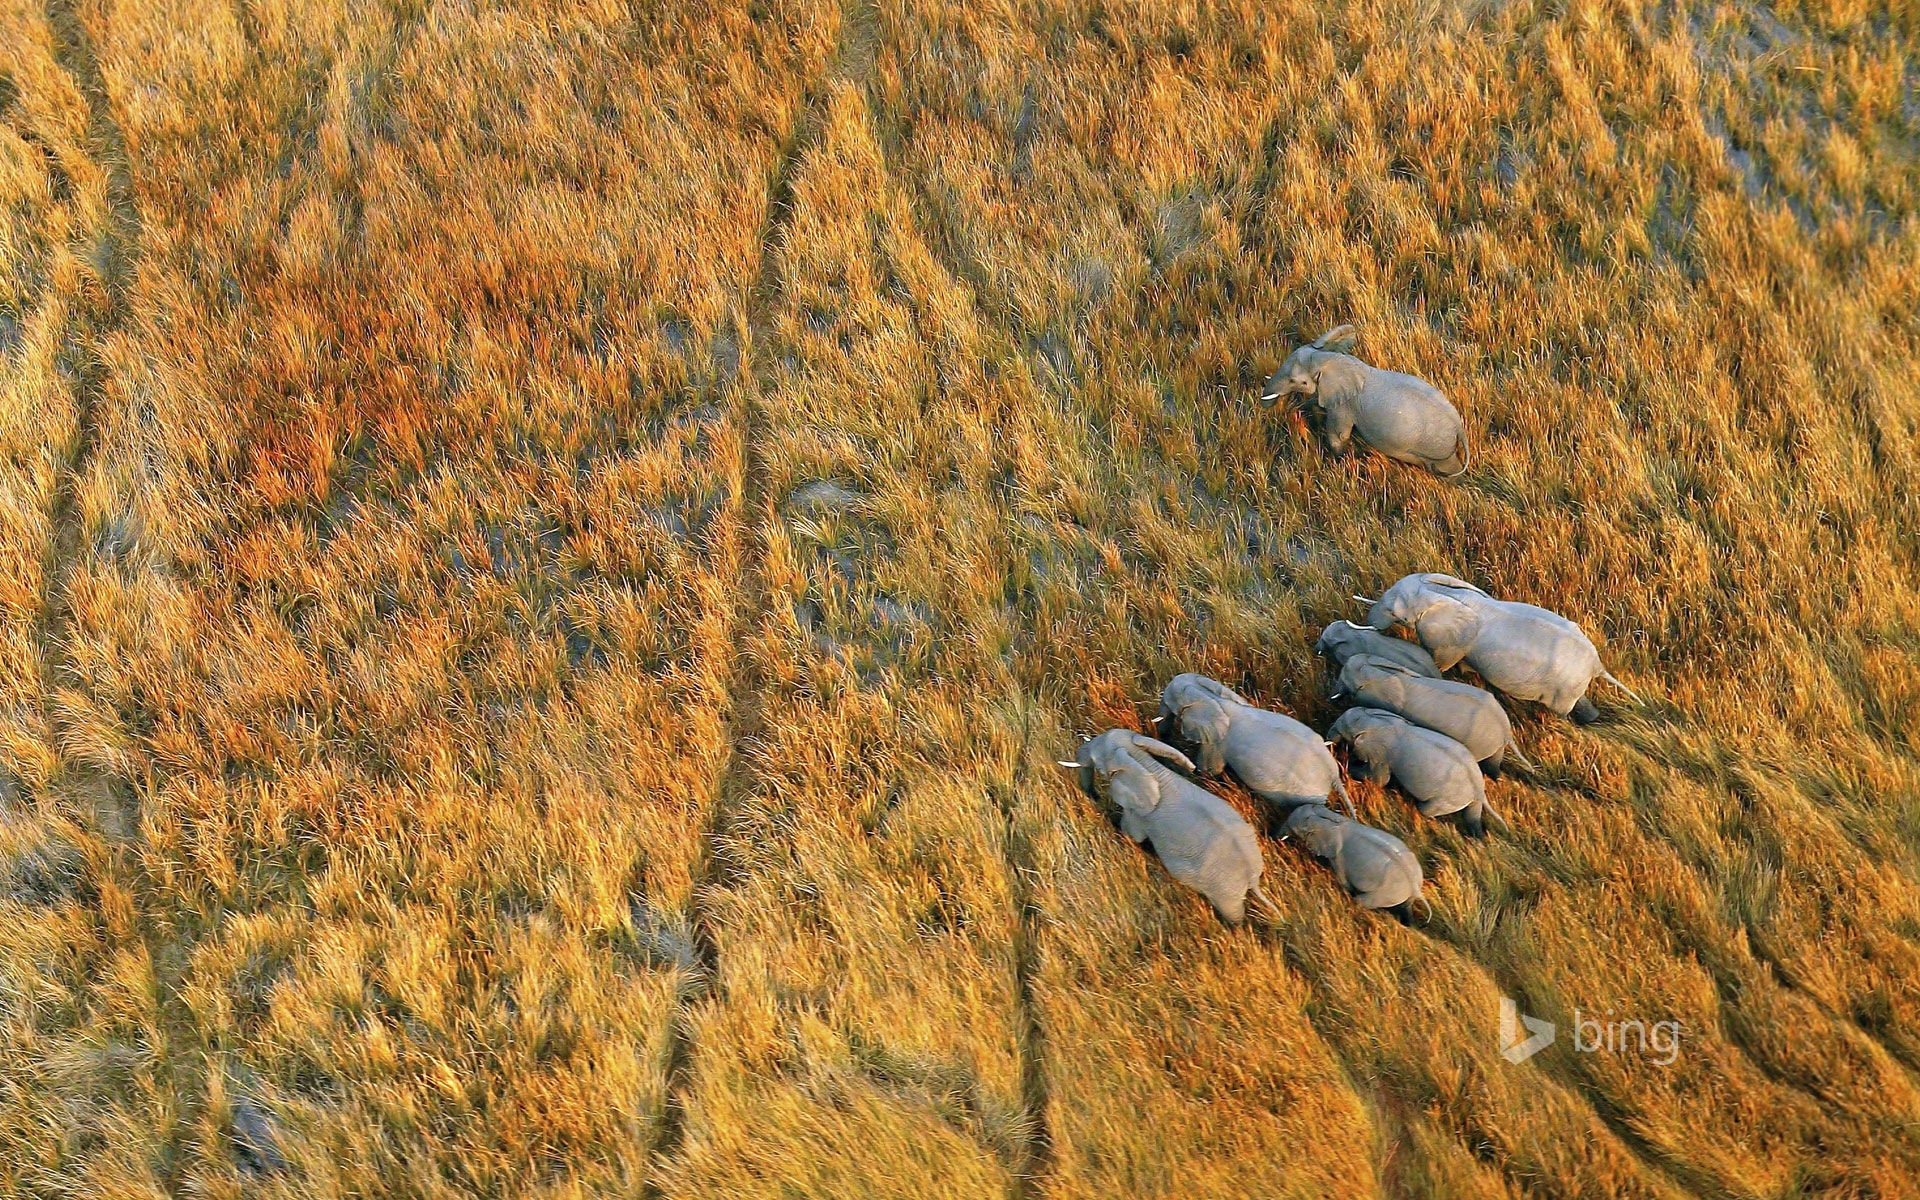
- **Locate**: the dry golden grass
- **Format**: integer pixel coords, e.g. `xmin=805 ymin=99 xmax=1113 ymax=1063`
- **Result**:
xmin=1 ymin=0 xmax=1917 ymax=1196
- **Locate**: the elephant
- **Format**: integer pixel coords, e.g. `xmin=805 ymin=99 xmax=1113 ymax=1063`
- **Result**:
xmin=1156 ymin=673 xmax=1353 ymax=815
xmin=1262 ymin=325 xmax=1468 ymax=475
xmin=1282 ymin=804 xmax=1427 ymax=921
xmin=1360 ymin=573 xmax=1644 ymax=724
xmin=1063 ymin=729 xmax=1279 ymax=925
xmin=1314 ymin=619 xmax=1442 ymax=679
xmin=1332 ymin=654 xmax=1526 ymax=778
xmin=1327 ymin=708 xmax=1506 ymax=836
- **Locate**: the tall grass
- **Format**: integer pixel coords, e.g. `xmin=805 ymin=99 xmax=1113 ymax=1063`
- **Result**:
xmin=1 ymin=0 xmax=1915 ymax=1195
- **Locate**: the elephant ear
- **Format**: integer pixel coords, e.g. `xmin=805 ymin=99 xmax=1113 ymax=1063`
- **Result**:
xmin=1326 ymin=707 xmax=1364 ymax=743
xmin=1107 ymin=763 xmax=1161 ymax=816
xmin=1312 ymin=324 xmax=1358 ymax=352
xmin=1415 ymin=595 xmax=1481 ymax=671
xmin=1288 ymin=809 xmax=1346 ymax=858
xmin=1177 ymin=704 xmax=1228 ymax=777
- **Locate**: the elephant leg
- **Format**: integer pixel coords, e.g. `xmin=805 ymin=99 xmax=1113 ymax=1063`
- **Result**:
xmin=1213 ymin=890 xmax=1248 ymax=926
xmin=1570 ymin=696 xmax=1602 ymax=725
xmin=1479 ymin=751 xmax=1503 ymax=780
xmin=1458 ymin=801 xmax=1487 ymax=838
xmin=1324 ymin=404 xmax=1357 ymax=455
xmin=1365 ymin=759 xmax=1391 ymax=785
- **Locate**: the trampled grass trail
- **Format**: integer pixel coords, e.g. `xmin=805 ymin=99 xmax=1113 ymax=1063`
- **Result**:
xmin=1 ymin=1 xmax=1917 ymax=1197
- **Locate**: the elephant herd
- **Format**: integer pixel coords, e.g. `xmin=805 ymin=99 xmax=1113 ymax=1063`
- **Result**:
xmin=1060 ymin=328 xmax=1642 ymax=925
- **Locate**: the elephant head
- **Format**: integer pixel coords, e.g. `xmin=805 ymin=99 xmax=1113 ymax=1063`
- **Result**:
xmin=1362 ymin=573 xmax=1486 ymax=669
xmin=1326 ymin=706 xmax=1402 ymax=767
xmin=1159 ymin=673 xmax=1237 ymax=776
xmin=1281 ymin=803 xmax=1348 ymax=858
xmin=1333 ymin=652 xmax=1422 ymax=698
xmin=1068 ymin=729 xmax=1196 ymax=818
xmin=1327 ymin=704 xmax=1396 ymax=739
xmin=1261 ymin=324 xmax=1357 ymax=406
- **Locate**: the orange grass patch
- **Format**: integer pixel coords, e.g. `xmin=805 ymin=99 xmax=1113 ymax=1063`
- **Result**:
xmin=2 ymin=0 xmax=1917 ymax=1194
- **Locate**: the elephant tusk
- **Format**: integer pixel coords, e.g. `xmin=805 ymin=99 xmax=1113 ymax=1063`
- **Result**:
xmin=1055 ymin=761 xmax=1081 ymax=769
xmin=1352 ymin=595 xmax=1377 ymax=606
xmin=1600 ymin=670 xmax=1646 ymax=705
xmin=1260 ymin=390 xmax=1280 ymax=401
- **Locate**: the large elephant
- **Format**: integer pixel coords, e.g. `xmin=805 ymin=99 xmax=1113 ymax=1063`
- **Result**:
xmin=1282 ymin=804 xmax=1427 ymax=922
xmin=1156 ymin=673 xmax=1352 ymax=815
xmin=1263 ymin=325 xmax=1468 ymax=475
xmin=1333 ymin=654 xmax=1524 ymax=778
xmin=1327 ymin=708 xmax=1505 ymax=836
xmin=1314 ymin=619 xmax=1442 ymax=678
xmin=1362 ymin=573 xmax=1643 ymax=723
xmin=1065 ymin=729 xmax=1278 ymax=925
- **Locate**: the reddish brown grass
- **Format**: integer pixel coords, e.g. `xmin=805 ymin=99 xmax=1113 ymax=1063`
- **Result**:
xmin=2 ymin=0 xmax=1917 ymax=1195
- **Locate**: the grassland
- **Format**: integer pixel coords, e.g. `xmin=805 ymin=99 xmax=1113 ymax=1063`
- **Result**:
xmin=2 ymin=0 xmax=1917 ymax=1195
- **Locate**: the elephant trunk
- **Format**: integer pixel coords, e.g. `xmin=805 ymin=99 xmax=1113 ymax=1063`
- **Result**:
xmin=1142 ymin=759 xmax=1185 ymax=789
xmin=1365 ymin=600 xmax=1396 ymax=632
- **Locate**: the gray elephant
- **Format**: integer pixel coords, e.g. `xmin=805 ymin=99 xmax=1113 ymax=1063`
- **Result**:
xmin=1262 ymin=325 xmax=1468 ymax=475
xmin=1064 ymin=729 xmax=1279 ymax=925
xmin=1156 ymin=673 xmax=1353 ymax=815
xmin=1282 ymin=804 xmax=1427 ymax=921
xmin=1361 ymin=573 xmax=1643 ymax=724
xmin=1314 ymin=619 xmax=1442 ymax=678
xmin=1327 ymin=708 xmax=1506 ymax=836
xmin=1332 ymin=654 xmax=1525 ymax=778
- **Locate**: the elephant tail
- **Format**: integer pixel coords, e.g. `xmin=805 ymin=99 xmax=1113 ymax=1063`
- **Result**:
xmin=1600 ymin=670 xmax=1645 ymax=705
xmin=1484 ymin=800 xmax=1513 ymax=834
xmin=1331 ymin=776 xmax=1356 ymax=819
xmin=1414 ymin=894 xmax=1433 ymax=924
xmin=1505 ymin=741 xmax=1535 ymax=771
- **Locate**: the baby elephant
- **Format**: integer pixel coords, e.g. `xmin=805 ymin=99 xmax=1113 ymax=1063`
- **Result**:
xmin=1327 ymin=708 xmax=1505 ymax=836
xmin=1363 ymin=573 xmax=1643 ymax=724
xmin=1333 ymin=654 xmax=1524 ymax=778
xmin=1263 ymin=325 xmax=1468 ymax=475
xmin=1314 ymin=619 xmax=1441 ymax=679
xmin=1066 ymin=729 xmax=1279 ymax=925
xmin=1156 ymin=673 xmax=1353 ymax=815
xmin=1283 ymin=804 xmax=1427 ymax=922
